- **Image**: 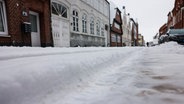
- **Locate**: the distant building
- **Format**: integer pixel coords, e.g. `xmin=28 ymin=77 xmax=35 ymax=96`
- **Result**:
xmin=0 ymin=0 xmax=52 ymax=46
xmin=159 ymin=23 xmax=167 ymax=36
xmin=122 ymin=7 xmax=132 ymax=46
xmin=153 ymin=33 xmax=159 ymax=45
xmin=109 ymin=2 xmax=123 ymax=47
xmin=138 ymin=34 xmax=145 ymax=46
xmin=51 ymin=0 xmax=110 ymax=47
xmin=159 ymin=0 xmax=184 ymax=37
xmin=130 ymin=18 xmax=138 ymax=46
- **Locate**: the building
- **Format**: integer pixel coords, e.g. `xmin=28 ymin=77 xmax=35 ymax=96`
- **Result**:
xmin=167 ymin=12 xmax=174 ymax=29
xmin=130 ymin=18 xmax=138 ymax=46
xmin=153 ymin=33 xmax=159 ymax=45
xmin=51 ymin=0 xmax=110 ymax=47
xmin=0 ymin=0 xmax=52 ymax=47
xmin=122 ymin=7 xmax=132 ymax=46
xmin=109 ymin=2 xmax=123 ymax=47
xmin=137 ymin=34 xmax=145 ymax=46
xmin=158 ymin=0 xmax=184 ymax=37
xmin=159 ymin=23 xmax=167 ymax=36
xmin=172 ymin=0 xmax=184 ymax=29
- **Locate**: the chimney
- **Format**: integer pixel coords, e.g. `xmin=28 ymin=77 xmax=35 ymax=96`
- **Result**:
xmin=123 ymin=6 xmax=125 ymax=9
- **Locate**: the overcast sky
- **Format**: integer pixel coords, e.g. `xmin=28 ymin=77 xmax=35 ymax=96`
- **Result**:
xmin=109 ymin=0 xmax=175 ymax=42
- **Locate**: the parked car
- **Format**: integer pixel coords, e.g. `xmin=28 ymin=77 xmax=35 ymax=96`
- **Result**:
xmin=159 ymin=34 xmax=169 ymax=44
xmin=167 ymin=29 xmax=184 ymax=44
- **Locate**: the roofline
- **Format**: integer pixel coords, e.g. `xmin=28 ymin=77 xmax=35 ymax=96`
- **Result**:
xmin=105 ymin=0 xmax=110 ymax=4
xmin=130 ymin=18 xmax=137 ymax=25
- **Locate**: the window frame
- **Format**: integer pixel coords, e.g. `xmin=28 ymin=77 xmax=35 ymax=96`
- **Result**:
xmin=96 ymin=20 xmax=100 ymax=35
xmin=101 ymin=22 xmax=104 ymax=36
xmin=117 ymin=35 xmax=121 ymax=43
xmin=111 ymin=34 xmax=116 ymax=42
xmin=72 ymin=10 xmax=79 ymax=32
xmin=0 ymin=0 xmax=8 ymax=36
xmin=82 ymin=14 xmax=87 ymax=33
xmin=51 ymin=2 xmax=68 ymax=18
xmin=90 ymin=17 xmax=94 ymax=35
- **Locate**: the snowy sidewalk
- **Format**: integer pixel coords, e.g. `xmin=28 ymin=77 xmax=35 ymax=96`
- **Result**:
xmin=1 ymin=42 xmax=184 ymax=104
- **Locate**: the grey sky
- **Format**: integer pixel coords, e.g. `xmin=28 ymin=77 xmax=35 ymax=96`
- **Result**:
xmin=109 ymin=0 xmax=175 ymax=42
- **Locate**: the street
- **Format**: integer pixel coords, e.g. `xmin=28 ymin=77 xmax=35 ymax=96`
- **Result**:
xmin=0 ymin=42 xmax=184 ymax=104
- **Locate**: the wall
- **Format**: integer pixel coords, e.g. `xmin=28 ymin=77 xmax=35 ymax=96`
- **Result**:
xmin=0 ymin=0 xmax=52 ymax=46
xmin=69 ymin=0 xmax=110 ymax=47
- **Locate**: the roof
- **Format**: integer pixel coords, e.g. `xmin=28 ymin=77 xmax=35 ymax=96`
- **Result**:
xmin=109 ymin=1 xmax=118 ymax=24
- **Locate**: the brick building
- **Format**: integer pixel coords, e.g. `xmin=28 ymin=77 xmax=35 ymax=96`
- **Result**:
xmin=0 ymin=0 xmax=52 ymax=47
xmin=167 ymin=12 xmax=173 ymax=29
xmin=158 ymin=0 xmax=184 ymax=37
xmin=110 ymin=2 xmax=123 ymax=47
xmin=172 ymin=0 xmax=184 ymax=29
xmin=130 ymin=18 xmax=138 ymax=46
xmin=159 ymin=23 xmax=167 ymax=36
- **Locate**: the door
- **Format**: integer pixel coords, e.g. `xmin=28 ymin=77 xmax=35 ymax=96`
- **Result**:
xmin=52 ymin=16 xmax=70 ymax=47
xmin=29 ymin=11 xmax=41 ymax=46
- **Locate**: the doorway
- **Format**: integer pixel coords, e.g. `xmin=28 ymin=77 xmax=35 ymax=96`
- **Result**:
xmin=29 ymin=11 xmax=41 ymax=46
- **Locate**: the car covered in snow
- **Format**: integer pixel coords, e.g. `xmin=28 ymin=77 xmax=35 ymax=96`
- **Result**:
xmin=167 ymin=29 xmax=184 ymax=44
xmin=158 ymin=34 xmax=169 ymax=44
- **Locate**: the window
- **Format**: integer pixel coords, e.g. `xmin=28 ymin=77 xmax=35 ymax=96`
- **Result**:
xmin=117 ymin=35 xmax=121 ymax=42
xmin=73 ymin=10 xmax=79 ymax=31
xmin=30 ymin=14 xmax=38 ymax=32
xmin=82 ymin=14 xmax=87 ymax=33
xmin=114 ymin=22 xmax=120 ymax=29
xmin=117 ymin=12 xmax=119 ymax=15
xmin=101 ymin=22 xmax=104 ymax=36
xmin=52 ymin=2 xmax=67 ymax=18
xmin=96 ymin=20 xmax=100 ymax=35
xmin=90 ymin=17 xmax=94 ymax=34
xmin=0 ymin=0 xmax=7 ymax=35
xmin=111 ymin=34 xmax=116 ymax=42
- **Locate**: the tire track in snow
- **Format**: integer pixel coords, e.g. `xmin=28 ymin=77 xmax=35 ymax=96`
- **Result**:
xmin=38 ymin=48 xmax=145 ymax=104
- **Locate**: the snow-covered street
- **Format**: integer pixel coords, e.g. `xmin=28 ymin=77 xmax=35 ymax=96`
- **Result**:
xmin=1 ymin=42 xmax=184 ymax=104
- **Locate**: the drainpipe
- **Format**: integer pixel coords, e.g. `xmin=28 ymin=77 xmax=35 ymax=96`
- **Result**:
xmin=181 ymin=7 xmax=184 ymax=28
xmin=50 ymin=0 xmax=54 ymax=47
xmin=108 ymin=2 xmax=111 ymax=47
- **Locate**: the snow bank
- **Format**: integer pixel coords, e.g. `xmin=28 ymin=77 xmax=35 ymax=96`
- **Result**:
xmin=1 ymin=42 xmax=184 ymax=104
xmin=158 ymin=42 xmax=182 ymax=48
xmin=151 ymin=42 xmax=184 ymax=54
xmin=0 ymin=47 xmax=139 ymax=104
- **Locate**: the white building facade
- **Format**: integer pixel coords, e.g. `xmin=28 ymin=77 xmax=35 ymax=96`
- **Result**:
xmin=51 ymin=0 xmax=110 ymax=47
xmin=122 ymin=7 xmax=132 ymax=46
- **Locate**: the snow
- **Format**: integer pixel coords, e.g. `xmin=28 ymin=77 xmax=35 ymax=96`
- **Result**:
xmin=1 ymin=42 xmax=184 ymax=104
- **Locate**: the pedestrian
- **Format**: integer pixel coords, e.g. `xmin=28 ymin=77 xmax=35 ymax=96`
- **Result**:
xmin=146 ymin=42 xmax=149 ymax=47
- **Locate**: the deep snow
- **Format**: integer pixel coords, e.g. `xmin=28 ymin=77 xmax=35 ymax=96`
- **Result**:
xmin=0 ymin=42 xmax=184 ymax=104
